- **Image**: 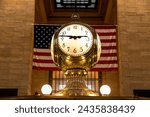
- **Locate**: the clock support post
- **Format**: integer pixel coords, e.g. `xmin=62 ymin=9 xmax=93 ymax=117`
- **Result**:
xmin=53 ymin=69 xmax=99 ymax=96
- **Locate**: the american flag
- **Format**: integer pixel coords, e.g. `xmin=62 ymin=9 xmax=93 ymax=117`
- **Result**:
xmin=33 ymin=25 xmax=118 ymax=71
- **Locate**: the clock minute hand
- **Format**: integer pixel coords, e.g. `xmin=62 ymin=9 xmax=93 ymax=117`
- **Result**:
xmin=59 ymin=35 xmax=79 ymax=39
xmin=76 ymin=36 xmax=88 ymax=39
xmin=59 ymin=35 xmax=74 ymax=39
xmin=77 ymin=36 xmax=88 ymax=38
xmin=59 ymin=35 xmax=89 ymax=40
xmin=63 ymin=36 xmax=89 ymax=40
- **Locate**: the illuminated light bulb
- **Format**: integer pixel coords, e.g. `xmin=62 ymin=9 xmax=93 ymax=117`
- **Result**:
xmin=41 ymin=84 xmax=52 ymax=95
xmin=100 ymin=85 xmax=111 ymax=96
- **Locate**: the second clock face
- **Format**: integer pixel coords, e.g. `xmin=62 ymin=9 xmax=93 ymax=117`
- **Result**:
xmin=58 ymin=24 xmax=93 ymax=56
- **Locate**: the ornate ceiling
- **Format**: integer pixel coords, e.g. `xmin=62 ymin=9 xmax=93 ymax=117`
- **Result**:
xmin=35 ymin=0 xmax=117 ymax=25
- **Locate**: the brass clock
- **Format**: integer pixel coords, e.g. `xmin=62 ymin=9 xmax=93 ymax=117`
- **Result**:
xmin=51 ymin=21 xmax=101 ymax=71
xmin=51 ymin=19 xmax=101 ymax=96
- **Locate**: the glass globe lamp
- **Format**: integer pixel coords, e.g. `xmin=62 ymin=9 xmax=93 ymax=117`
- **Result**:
xmin=41 ymin=84 xmax=52 ymax=95
xmin=100 ymin=85 xmax=111 ymax=96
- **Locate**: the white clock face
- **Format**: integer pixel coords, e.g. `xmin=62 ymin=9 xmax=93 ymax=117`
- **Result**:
xmin=58 ymin=24 xmax=93 ymax=56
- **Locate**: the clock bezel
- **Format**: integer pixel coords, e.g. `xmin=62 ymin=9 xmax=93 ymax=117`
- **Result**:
xmin=54 ymin=21 xmax=96 ymax=57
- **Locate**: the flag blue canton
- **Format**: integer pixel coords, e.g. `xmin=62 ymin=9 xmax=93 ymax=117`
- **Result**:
xmin=34 ymin=25 xmax=60 ymax=48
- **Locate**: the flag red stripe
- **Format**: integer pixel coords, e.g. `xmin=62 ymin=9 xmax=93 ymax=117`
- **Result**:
xmin=33 ymin=66 xmax=118 ymax=72
xmin=92 ymin=25 xmax=116 ymax=29
xmin=33 ymin=51 xmax=117 ymax=57
xmin=33 ymin=59 xmax=117 ymax=64
xmin=101 ymin=39 xmax=116 ymax=43
xmin=33 ymin=59 xmax=54 ymax=63
xmin=101 ymin=53 xmax=117 ymax=56
xmin=34 ymin=52 xmax=50 ymax=56
xmin=33 ymin=66 xmax=61 ymax=71
xmin=91 ymin=68 xmax=118 ymax=71
xmin=97 ymin=32 xmax=116 ymax=36
xmin=102 ymin=46 xmax=117 ymax=49
xmin=98 ymin=60 xmax=118 ymax=64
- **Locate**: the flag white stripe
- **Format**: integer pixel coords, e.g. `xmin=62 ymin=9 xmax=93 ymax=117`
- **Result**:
xmin=95 ymin=29 xmax=116 ymax=33
xmin=101 ymin=42 xmax=116 ymax=47
xmin=102 ymin=49 xmax=117 ymax=53
xmin=94 ymin=63 xmax=118 ymax=68
xmin=34 ymin=48 xmax=50 ymax=53
xmin=33 ymin=62 xmax=57 ymax=67
xmin=33 ymin=55 xmax=52 ymax=60
xmin=33 ymin=49 xmax=117 ymax=54
xmin=99 ymin=36 xmax=116 ymax=39
xmin=100 ymin=57 xmax=117 ymax=61
xmin=33 ymin=62 xmax=118 ymax=68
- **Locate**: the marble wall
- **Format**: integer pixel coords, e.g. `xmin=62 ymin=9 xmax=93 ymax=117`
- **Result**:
xmin=117 ymin=0 xmax=150 ymax=96
xmin=0 ymin=0 xmax=34 ymax=95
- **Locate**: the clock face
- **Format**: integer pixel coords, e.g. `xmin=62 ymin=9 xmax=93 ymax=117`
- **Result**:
xmin=58 ymin=24 xmax=93 ymax=56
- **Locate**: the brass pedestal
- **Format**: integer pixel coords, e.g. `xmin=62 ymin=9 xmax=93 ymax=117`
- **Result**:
xmin=53 ymin=69 xmax=99 ymax=96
